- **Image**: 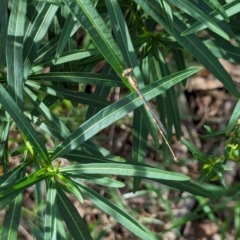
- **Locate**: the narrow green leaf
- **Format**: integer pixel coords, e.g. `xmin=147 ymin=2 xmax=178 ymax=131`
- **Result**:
xmin=0 ymin=84 xmax=50 ymax=163
xmin=1 ymin=191 xmax=23 ymax=240
xmin=33 ymin=163 xmax=45 ymax=221
xmin=57 ymin=185 xmax=93 ymax=240
xmin=35 ymin=0 xmax=62 ymax=6
xmin=186 ymin=0 xmax=240 ymax=34
xmin=203 ymin=0 xmax=229 ymax=22
xmin=25 ymin=81 xmax=110 ymax=107
xmin=155 ymin=93 xmax=169 ymax=157
xmin=167 ymin=0 xmax=229 ymax=40
xmin=55 ymin=13 xmax=77 ymax=60
xmin=32 ymin=49 xmax=99 ymax=72
xmin=78 ymin=183 xmax=159 ymax=240
xmin=7 ymin=0 xmax=27 ymax=110
xmin=0 ymin=0 xmax=8 ymax=70
xmin=24 ymin=86 xmax=71 ymax=138
xmin=23 ymin=3 xmax=59 ymax=79
xmin=0 ymin=169 xmax=53 ymax=200
xmin=152 ymin=47 xmax=181 ymax=138
xmin=200 ymin=130 xmax=226 ymax=139
xmin=197 ymin=162 xmax=224 ymax=184
xmin=135 ymin=0 xmax=240 ymax=97
xmin=181 ymin=138 xmax=209 ymax=164
xmin=44 ymin=178 xmax=57 ymax=240
xmin=105 ymin=0 xmax=137 ymax=69
xmin=25 ymin=113 xmax=69 ymax=141
xmin=58 ymin=175 xmax=84 ymax=203
xmin=64 ymin=173 xmax=125 ymax=188
xmin=63 ymin=28 xmax=79 ymax=74
xmin=82 ymin=140 xmax=125 ymax=159
xmin=172 ymin=49 xmax=187 ymax=80
xmin=204 ymin=38 xmax=240 ymax=63
xmin=0 ymin=109 xmax=9 ymax=164
xmin=56 ymin=209 xmax=67 ymax=240
xmin=28 ymin=71 xmax=124 ymax=87
xmin=59 ymin=162 xmax=190 ymax=181
xmin=0 ymin=195 xmax=19 ymax=211
xmin=30 ymin=94 xmax=58 ymax=116
xmin=132 ymin=110 xmax=148 ymax=192
xmin=86 ymin=64 xmax=114 ymax=119
xmin=63 ymin=0 xmax=125 ymax=75
xmin=35 ymin=33 xmax=61 ymax=64
xmin=155 ymin=179 xmax=214 ymax=197
xmin=63 ymin=149 xmax=126 ymax=164
xmin=226 ymin=100 xmax=240 ymax=134
xmin=158 ymin=0 xmax=173 ymax=32
xmin=51 ymin=68 xmax=200 ymax=160
xmin=0 ymin=159 xmax=34 ymax=186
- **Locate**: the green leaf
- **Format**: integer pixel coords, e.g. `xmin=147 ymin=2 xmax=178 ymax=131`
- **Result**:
xmin=135 ymin=0 xmax=240 ymax=98
xmin=63 ymin=0 xmax=125 ymax=75
xmin=34 ymin=33 xmax=61 ymax=64
xmin=132 ymin=110 xmax=148 ymax=191
xmin=155 ymin=179 xmax=214 ymax=198
xmin=86 ymin=64 xmax=115 ymax=119
xmin=0 ymin=0 xmax=8 ymax=70
xmin=181 ymin=138 xmax=209 ymax=164
xmin=226 ymin=100 xmax=240 ymax=134
xmin=56 ymin=209 xmax=67 ymax=240
xmin=200 ymin=130 xmax=225 ymax=139
xmin=59 ymin=162 xmax=190 ymax=181
xmin=57 ymin=185 xmax=93 ymax=240
xmin=24 ymin=86 xmax=72 ymax=138
xmin=44 ymin=178 xmax=57 ymax=240
xmin=185 ymin=0 xmax=240 ymax=34
xmin=105 ymin=0 xmax=137 ymax=69
xmin=167 ymin=0 xmax=229 ymax=40
xmin=197 ymin=162 xmax=224 ymax=184
xmin=35 ymin=0 xmax=62 ymax=6
xmin=32 ymin=49 xmax=99 ymax=72
xmin=63 ymin=149 xmax=126 ymax=164
xmin=6 ymin=0 xmax=27 ymax=110
xmin=0 ymin=158 xmax=34 ymax=186
xmin=158 ymin=0 xmax=174 ymax=32
xmin=204 ymin=38 xmax=240 ymax=63
xmin=55 ymin=13 xmax=77 ymax=61
xmin=30 ymin=94 xmax=58 ymax=117
xmin=1 ymin=191 xmax=23 ymax=240
xmin=28 ymin=71 xmax=124 ymax=87
xmin=0 ymin=168 xmax=53 ymax=200
xmin=58 ymin=175 xmax=84 ymax=203
xmin=82 ymin=140 xmax=126 ymax=160
xmin=152 ymin=47 xmax=181 ymax=139
xmin=63 ymin=173 xmax=125 ymax=188
xmin=23 ymin=2 xmax=59 ymax=79
xmin=27 ymin=82 xmax=109 ymax=107
xmin=203 ymin=0 xmax=229 ymax=22
xmin=25 ymin=112 xmax=69 ymax=141
xmin=0 ymin=109 xmax=10 ymax=164
xmin=51 ymin=68 xmax=200 ymax=160
xmin=78 ymin=183 xmax=159 ymax=240
xmin=0 ymin=85 xmax=50 ymax=163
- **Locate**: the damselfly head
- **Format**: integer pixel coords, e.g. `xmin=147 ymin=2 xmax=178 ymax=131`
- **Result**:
xmin=122 ymin=68 xmax=133 ymax=78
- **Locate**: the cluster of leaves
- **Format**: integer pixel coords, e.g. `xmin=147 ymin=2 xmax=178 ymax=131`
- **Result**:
xmin=0 ymin=0 xmax=240 ymax=239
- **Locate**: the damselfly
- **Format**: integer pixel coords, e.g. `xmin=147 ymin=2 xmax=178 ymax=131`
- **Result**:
xmin=122 ymin=68 xmax=177 ymax=161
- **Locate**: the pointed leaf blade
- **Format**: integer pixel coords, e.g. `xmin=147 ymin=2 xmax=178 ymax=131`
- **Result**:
xmin=0 ymin=85 xmax=49 ymax=163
